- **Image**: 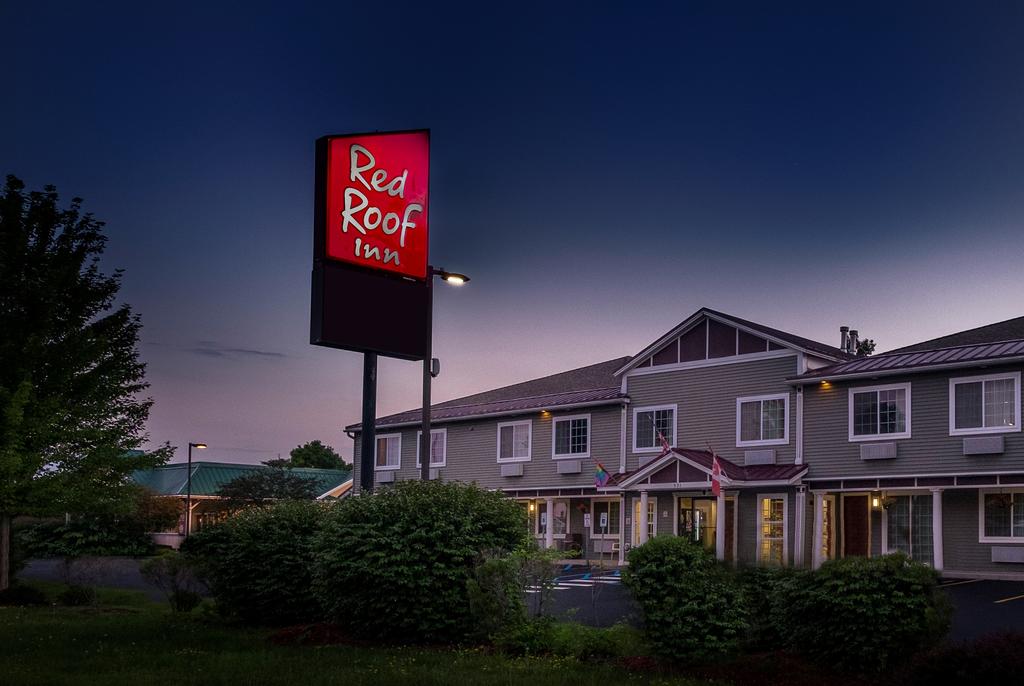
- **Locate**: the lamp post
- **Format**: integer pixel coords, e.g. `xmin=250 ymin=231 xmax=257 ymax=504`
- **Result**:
xmin=420 ymin=267 xmax=470 ymax=482
xmin=185 ymin=442 xmax=207 ymax=538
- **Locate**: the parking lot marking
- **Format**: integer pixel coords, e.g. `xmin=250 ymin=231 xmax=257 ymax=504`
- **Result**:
xmin=938 ymin=579 xmax=980 ymax=588
xmin=994 ymin=593 xmax=1024 ymax=605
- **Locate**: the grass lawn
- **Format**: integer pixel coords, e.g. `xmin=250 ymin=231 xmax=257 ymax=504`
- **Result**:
xmin=1 ymin=582 xmax=708 ymax=686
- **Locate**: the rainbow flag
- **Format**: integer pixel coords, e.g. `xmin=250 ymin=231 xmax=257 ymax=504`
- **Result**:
xmin=595 ymin=462 xmax=611 ymax=488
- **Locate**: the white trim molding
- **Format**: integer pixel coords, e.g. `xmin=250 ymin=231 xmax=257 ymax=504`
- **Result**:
xmin=978 ymin=489 xmax=1024 ymax=543
xmin=736 ymin=393 xmax=790 ymax=447
xmin=496 ymin=420 xmax=532 ymax=463
xmin=415 ymin=428 xmax=447 ymax=468
xmin=848 ymin=382 xmax=912 ymax=442
xmin=632 ymin=403 xmax=678 ymax=453
xmin=949 ymin=371 xmax=1021 ymax=437
xmin=551 ymin=413 xmax=591 ymax=460
xmin=373 ymin=433 xmax=402 ymax=471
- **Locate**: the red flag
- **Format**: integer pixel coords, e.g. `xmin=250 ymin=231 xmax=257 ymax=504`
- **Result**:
xmin=657 ymin=430 xmax=672 ymax=454
xmin=711 ymin=453 xmax=722 ymax=497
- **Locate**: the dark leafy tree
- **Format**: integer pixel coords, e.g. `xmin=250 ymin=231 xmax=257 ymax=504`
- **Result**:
xmin=856 ymin=338 xmax=877 ymax=357
xmin=0 ymin=175 xmax=169 ymax=589
xmin=289 ymin=440 xmax=349 ymax=470
xmin=216 ymin=461 xmax=318 ymax=506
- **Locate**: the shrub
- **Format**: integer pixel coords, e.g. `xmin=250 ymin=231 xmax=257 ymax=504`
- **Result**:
xmin=778 ymin=553 xmax=950 ymax=673
xmin=312 ymin=480 xmax=527 ymax=643
xmin=140 ymin=550 xmax=202 ymax=613
xmin=467 ymin=551 xmax=527 ymax=641
xmin=735 ymin=564 xmax=799 ymax=650
xmin=902 ymin=632 xmax=1024 ymax=685
xmin=58 ymin=584 xmax=96 ymax=606
xmin=183 ymin=500 xmax=327 ymax=625
xmin=622 ymin=535 xmax=747 ymax=663
xmin=0 ymin=583 xmax=48 ymax=606
xmin=16 ymin=517 xmax=153 ymax=558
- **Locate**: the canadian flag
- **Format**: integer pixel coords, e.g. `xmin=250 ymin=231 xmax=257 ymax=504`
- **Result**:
xmin=711 ymin=453 xmax=723 ymax=497
xmin=657 ymin=430 xmax=672 ymax=454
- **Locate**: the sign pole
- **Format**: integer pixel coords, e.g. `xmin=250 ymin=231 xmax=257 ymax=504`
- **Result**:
xmin=420 ymin=272 xmax=433 ymax=481
xmin=360 ymin=352 xmax=378 ymax=493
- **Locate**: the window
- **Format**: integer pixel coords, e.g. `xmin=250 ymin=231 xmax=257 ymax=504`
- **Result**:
xmin=552 ymin=414 xmax=590 ymax=458
xmin=979 ymin=491 xmax=1024 ymax=542
xmin=950 ymin=373 xmax=1021 ymax=436
xmin=884 ymin=495 xmax=933 ymax=564
xmin=848 ymin=383 xmax=911 ymax=441
xmin=497 ymin=420 xmax=532 ymax=462
xmin=632 ymin=497 xmax=657 ymax=545
xmin=736 ymin=394 xmax=789 ymax=446
xmin=537 ymin=500 xmax=569 ymax=537
xmin=591 ymin=499 xmax=621 ymax=537
xmin=415 ymin=428 xmax=446 ymax=468
xmin=374 ymin=434 xmax=401 ymax=470
xmin=633 ymin=404 xmax=677 ymax=452
xmin=757 ymin=494 xmax=787 ymax=565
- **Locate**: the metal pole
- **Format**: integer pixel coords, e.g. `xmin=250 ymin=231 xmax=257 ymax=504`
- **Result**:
xmin=360 ymin=352 xmax=378 ymax=494
xmin=185 ymin=443 xmax=192 ymax=538
xmin=420 ymin=271 xmax=434 ymax=481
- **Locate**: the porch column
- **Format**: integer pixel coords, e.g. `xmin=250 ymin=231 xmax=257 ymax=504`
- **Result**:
xmin=794 ymin=488 xmax=807 ymax=567
xmin=932 ymin=489 xmax=944 ymax=572
xmin=639 ymin=490 xmax=650 ymax=545
xmin=715 ymin=491 xmax=726 ymax=561
xmin=544 ymin=497 xmax=555 ymax=550
xmin=618 ymin=494 xmax=626 ymax=565
xmin=812 ymin=492 xmax=824 ymax=569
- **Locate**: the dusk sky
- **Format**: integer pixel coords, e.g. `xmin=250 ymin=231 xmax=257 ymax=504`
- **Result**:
xmin=3 ymin=3 xmax=1023 ymax=464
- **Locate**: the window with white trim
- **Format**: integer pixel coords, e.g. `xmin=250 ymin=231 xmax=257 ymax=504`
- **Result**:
xmin=980 ymin=491 xmax=1024 ymax=542
xmin=632 ymin=497 xmax=657 ymax=545
xmin=849 ymin=383 xmax=910 ymax=441
xmin=633 ymin=405 xmax=676 ymax=452
xmin=553 ymin=414 xmax=590 ymax=458
xmin=415 ymin=428 xmax=446 ymax=468
xmin=950 ymin=372 xmax=1020 ymax=436
xmin=537 ymin=500 xmax=569 ymax=537
xmin=591 ymin=499 xmax=621 ymax=537
xmin=757 ymin=495 xmax=787 ymax=565
xmin=497 ymin=420 xmax=532 ymax=463
xmin=884 ymin=495 xmax=933 ymax=564
xmin=374 ymin=434 xmax=401 ymax=470
xmin=736 ymin=394 xmax=788 ymax=446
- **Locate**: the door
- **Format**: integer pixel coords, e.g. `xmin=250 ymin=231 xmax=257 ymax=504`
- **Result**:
xmin=843 ymin=495 xmax=870 ymax=557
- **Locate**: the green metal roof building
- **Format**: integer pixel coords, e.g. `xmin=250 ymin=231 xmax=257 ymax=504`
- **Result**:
xmin=132 ymin=461 xmax=351 ymax=498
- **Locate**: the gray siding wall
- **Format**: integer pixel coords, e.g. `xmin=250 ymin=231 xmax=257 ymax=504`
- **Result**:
xmin=351 ymin=404 xmax=624 ymax=492
xmin=624 ymin=354 xmax=801 ymax=471
xmin=803 ymin=363 xmax=1024 ymax=480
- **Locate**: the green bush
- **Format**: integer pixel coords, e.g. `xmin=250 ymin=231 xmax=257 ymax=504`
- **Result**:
xmin=622 ymin=535 xmax=747 ymax=663
xmin=58 ymin=584 xmax=96 ymax=606
xmin=736 ymin=564 xmax=799 ymax=650
xmin=778 ymin=553 xmax=950 ymax=673
xmin=467 ymin=552 xmax=527 ymax=641
xmin=312 ymin=480 xmax=527 ymax=642
xmin=183 ymin=500 xmax=327 ymax=625
xmin=140 ymin=550 xmax=202 ymax=613
xmin=0 ymin=583 xmax=48 ymax=606
xmin=16 ymin=517 xmax=153 ymax=558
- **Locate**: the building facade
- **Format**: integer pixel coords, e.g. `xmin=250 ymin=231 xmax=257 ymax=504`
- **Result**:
xmin=348 ymin=308 xmax=1024 ymax=578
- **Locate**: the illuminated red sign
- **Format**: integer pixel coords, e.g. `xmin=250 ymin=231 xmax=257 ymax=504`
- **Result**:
xmin=322 ymin=130 xmax=429 ymax=280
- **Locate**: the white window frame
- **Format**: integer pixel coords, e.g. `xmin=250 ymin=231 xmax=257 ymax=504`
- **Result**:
xmin=632 ymin=404 xmax=678 ymax=453
xmin=590 ymin=498 xmax=622 ymax=539
xmin=848 ymin=382 xmax=912 ymax=442
xmin=551 ymin=413 xmax=591 ymax=459
xmin=756 ymin=493 xmax=789 ymax=566
xmin=978 ymin=489 xmax=1024 ymax=543
xmin=415 ymin=428 xmax=447 ymax=468
xmin=735 ymin=393 xmax=790 ymax=447
xmin=496 ymin=420 xmax=532 ymax=463
xmin=949 ymin=372 xmax=1021 ymax=436
xmin=373 ymin=433 xmax=402 ymax=471
xmin=535 ymin=499 xmax=570 ymax=539
xmin=880 ymin=490 xmax=935 ymax=564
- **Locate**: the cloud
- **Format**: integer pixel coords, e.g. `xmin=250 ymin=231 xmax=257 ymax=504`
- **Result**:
xmin=187 ymin=340 xmax=288 ymax=360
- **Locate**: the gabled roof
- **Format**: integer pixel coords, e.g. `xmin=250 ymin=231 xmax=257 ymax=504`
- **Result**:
xmin=613 ymin=448 xmax=808 ymax=488
xmin=888 ymin=315 xmax=1024 ymax=354
xmin=616 ymin=307 xmax=853 ymax=376
xmin=346 ymin=357 xmax=631 ymax=431
xmin=132 ymin=461 xmax=351 ymax=498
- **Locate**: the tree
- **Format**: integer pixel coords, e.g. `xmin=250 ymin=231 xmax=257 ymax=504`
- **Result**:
xmin=856 ymin=338 xmax=877 ymax=357
xmin=289 ymin=440 xmax=349 ymax=470
xmin=0 ymin=176 xmax=169 ymax=590
xmin=216 ymin=461 xmax=319 ymax=506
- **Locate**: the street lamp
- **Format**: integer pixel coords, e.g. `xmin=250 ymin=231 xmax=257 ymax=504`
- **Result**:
xmin=185 ymin=442 xmax=207 ymax=538
xmin=420 ymin=266 xmax=470 ymax=481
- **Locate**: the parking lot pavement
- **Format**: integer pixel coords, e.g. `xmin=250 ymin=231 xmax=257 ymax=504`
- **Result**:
xmin=524 ymin=566 xmax=641 ymax=627
xmin=941 ymin=578 xmax=1024 ymax=641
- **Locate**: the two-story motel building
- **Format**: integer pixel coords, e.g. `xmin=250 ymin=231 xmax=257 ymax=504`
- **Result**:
xmin=348 ymin=308 xmax=1024 ymax=578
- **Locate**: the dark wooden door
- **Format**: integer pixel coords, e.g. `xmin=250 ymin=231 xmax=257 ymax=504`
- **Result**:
xmin=843 ymin=495 xmax=870 ymax=557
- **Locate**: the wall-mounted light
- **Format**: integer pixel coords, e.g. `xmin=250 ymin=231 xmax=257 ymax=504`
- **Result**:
xmin=871 ymin=492 xmax=882 ymax=510
xmin=820 ymin=380 xmax=831 ymax=388
xmin=528 ymin=501 xmax=535 ymax=512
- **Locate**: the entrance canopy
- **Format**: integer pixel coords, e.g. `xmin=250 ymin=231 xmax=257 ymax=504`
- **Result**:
xmin=609 ymin=448 xmax=807 ymax=491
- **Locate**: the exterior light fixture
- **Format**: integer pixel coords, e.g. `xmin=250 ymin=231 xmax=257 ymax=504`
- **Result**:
xmin=529 ymin=502 xmax=536 ymax=512
xmin=871 ymin=493 xmax=882 ymax=510
xmin=434 ymin=269 xmax=470 ymax=286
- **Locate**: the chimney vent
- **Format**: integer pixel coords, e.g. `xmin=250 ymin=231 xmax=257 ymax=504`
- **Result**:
xmin=840 ymin=326 xmax=850 ymax=352
xmin=849 ymin=329 xmax=859 ymax=354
